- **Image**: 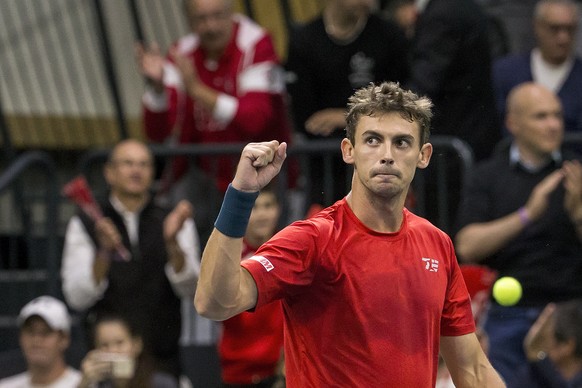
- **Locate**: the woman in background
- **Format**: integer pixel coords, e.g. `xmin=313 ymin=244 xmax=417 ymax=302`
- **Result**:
xmin=78 ymin=314 xmax=178 ymax=388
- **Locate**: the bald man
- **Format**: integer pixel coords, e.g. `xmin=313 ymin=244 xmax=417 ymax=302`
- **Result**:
xmin=61 ymin=139 xmax=200 ymax=378
xmin=454 ymin=82 xmax=582 ymax=384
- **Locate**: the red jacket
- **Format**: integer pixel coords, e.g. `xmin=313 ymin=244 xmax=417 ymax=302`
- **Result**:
xmin=143 ymin=14 xmax=292 ymax=192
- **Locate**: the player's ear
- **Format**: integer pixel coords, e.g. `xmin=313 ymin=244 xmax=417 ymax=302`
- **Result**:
xmin=417 ymin=142 xmax=432 ymax=169
xmin=341 ymin=138 xmax=355 ymax=165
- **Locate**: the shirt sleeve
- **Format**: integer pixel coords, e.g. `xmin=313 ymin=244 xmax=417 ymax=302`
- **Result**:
xmin=143 ymin=86 xmax=169 ymax=112
xmin=241 ymin=221 xmax=322 ymax=309
xmin=60 ymin=216 xmax=108 ymax=311
xmin=164 ymin=218 xmax=200 ymax=298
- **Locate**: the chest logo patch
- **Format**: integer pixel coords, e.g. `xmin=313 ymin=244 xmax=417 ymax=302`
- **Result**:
xmin=249 ymin=255 xmax=275 ymax=272
xmin=422 ymin=257 xmax=439 ymax=273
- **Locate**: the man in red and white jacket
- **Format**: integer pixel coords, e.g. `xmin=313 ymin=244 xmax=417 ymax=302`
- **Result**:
xmin=136 ymin=0 xmax=292 ymax=194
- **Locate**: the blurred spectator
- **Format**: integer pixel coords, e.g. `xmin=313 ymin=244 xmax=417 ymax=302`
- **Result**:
xmin=455 ymin=82 xmax=582 ymax=384
xmin=61 ymin=140 xmax=200 ymax=379
xmin=136 ymin=0 xmax=292 ymax=243
xmin=478 ymin=0 xmax=538 ymax=55
xmin=511 ymin=300 xmax=582 ymax=387
xmin=78 ymin=314 xmax=178 ymax=388
xmin=493 ymin=0 xmax=582 ymax=136
xmin=285 ymin=0 xmax=409 ymax=209
xmin=381 ymin=0 xmax=417 ymax=39
xmin=408 ymin=0 xmax=500 ymax=161
xmin=218 ymin=185 xmax=285 ymax=387
xmin=407 ymin=0 xmax=501 ymax=232
xmin=0 ymin=296 xmax=82 ymax=388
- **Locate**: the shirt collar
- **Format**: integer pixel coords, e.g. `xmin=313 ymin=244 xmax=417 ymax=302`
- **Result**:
xmin=509 ymin=142 xmax=562 ymax=172
xmin=109 ymin=194 xmax=147 ymax=215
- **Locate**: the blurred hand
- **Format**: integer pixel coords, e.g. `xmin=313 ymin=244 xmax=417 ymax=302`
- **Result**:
xmin=562 ymin=160 xmax=582 ymax=224
xmin=523 ymin=303 xmax=556 ymax=361
xmin=95 ymin=218 xmax=122 ymax=253
xmin=135 ymin=42 xmax=165 ymax=92
xmin=169 ymin=46 xmax=201 ymax=98
xmin=524 ymin=169 xmax=563 ymax=221
xmin=164 ymin=200 xmax=193 ymax=243
xmin=305 ymin=109 xmax=346 ymax=137
xmin=79 ymin=350 xmax=113 ymax=386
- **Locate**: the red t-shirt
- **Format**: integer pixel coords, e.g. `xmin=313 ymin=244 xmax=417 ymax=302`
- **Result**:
xmin=242 ymin=199 xmax=475 ymax=387
xmin=219 ymin=241 xmax=284 ymax=384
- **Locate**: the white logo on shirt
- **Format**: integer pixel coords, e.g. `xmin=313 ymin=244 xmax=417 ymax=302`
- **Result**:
xmin=249 ymin=255 xmax=274 ymax=272
xmin=422 ymin=257 xmax=439 ymax=273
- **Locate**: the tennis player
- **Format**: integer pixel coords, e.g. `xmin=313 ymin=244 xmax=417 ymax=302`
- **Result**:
xmin=195 ymin=82 xmax=505 ymax=387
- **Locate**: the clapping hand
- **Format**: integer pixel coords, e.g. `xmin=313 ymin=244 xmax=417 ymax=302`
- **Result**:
xmin=164 ymin=200 xmax=193 ymax=243
xmin=169 ymin=46 xmax=201 ymax=98
xmin=95 ymin=218 xmax=123 ymax=255
xmin=135 ymin=42 xmax=165 ymax=93
xmin=562 ymin=160 xmax=582 ymax=225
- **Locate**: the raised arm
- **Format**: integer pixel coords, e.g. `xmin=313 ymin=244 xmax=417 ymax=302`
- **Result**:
xmin=194 ymin=141 xmax=287 ymax=321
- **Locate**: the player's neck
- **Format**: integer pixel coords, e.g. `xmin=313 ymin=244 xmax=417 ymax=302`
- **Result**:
xmin=346 ymin=191 xmax=404 ymax=233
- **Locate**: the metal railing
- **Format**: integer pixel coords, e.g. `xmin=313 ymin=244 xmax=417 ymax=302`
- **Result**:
xmin=77 ymin=135 xmax=476 ymax=234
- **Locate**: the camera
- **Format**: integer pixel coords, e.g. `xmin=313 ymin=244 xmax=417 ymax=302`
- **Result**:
xmin=97 ymin=353 xmax=135 ymax=379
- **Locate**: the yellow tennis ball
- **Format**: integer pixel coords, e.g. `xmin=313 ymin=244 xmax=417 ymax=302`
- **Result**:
xmin=492 ymin=277 xmax=522 ymax=306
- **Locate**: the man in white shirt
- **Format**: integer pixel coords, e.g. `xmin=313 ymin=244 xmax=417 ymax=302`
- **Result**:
xmin=60 ymin=139 xmax=200 ymax=378
xmin=0 ymin=296 xmax=82 ymax=388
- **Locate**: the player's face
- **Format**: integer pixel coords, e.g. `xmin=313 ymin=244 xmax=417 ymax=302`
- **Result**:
xmin=534 ymin=3 xmax=578 ymax=64
xmin=94 ymin=321 xmax=142 ymax=358
xmin=20 ymin=317 xmax=68 ymax=369
xmin=246 ymin=191 xmax=280 ymax=247
xmin=106 ymin=142 xmax=154 ymax=198
xmin=188 ymin=0 xmax=233 ymax=56
xmin=342 ymin=113 xmax=431 ymax=200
